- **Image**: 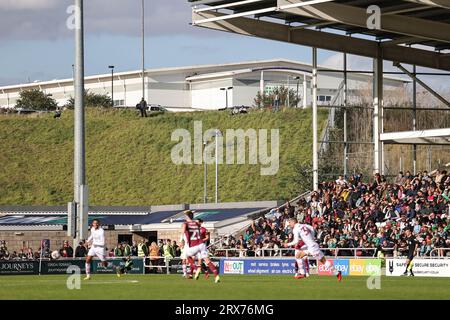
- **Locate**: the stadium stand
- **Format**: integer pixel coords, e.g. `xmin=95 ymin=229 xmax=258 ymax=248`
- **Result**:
xmin=211 ymin=170 xmax=450 ymax=259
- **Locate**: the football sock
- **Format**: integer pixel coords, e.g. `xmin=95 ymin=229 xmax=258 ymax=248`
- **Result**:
xmin=207 ymin=262 xmax=218 ymax=276
xmin=407 ymin=261 xmax=413 ymax=271
xmin=324 ymin=260 xmax=338 ymax=275
xmin=85 ymin=262 xmax=91 ymax=276
xmin=303 ymin=257 xmax=309 ymax=274
xmin=295 ymin=259 xmax=305 ymax=275
xmin=187 ymin=257 xmax=197 ymax=275
xmin=182 ymin=264 xmax=187 ymax=275
xmin=294 ymin=260 xmax=299 ymax=274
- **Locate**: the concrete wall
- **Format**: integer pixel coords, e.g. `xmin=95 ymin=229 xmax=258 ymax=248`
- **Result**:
xmin=191 ymin=79 xmax=233 ymax=110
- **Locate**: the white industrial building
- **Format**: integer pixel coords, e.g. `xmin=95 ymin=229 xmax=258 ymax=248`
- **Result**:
xmin=0 ymin=59 xmax=407 ymax=111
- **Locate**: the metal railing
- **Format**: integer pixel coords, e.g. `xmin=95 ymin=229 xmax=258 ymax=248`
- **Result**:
xmin=209 ymin=191 xmax=312 ymax=249
xmin=142 ymin=256 xmax=221 ymax=275
xmin=429 ymin=248 xmax=450 ymax=258
xmin=210 ymin=247 xmax=387 ymax=259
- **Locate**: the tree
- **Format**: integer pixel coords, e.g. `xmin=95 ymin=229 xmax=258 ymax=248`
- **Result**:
xmin=65 ymin=90 xmax=113 ymax=109
xmin=15 ymin=89 xmax=58 ymax=111
xmin=253 ymin=85 xmax=299 ymax=109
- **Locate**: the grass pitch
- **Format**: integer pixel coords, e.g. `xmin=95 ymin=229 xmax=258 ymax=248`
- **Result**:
xmin=0 ymin=275 xmax=449 ymax=300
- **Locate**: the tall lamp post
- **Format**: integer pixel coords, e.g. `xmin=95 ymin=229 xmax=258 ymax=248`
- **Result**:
xmin=203 ymin=141 xmax=207 ymax=204
xmin=69 ymin=0 xmax=88 ymax=246
xmin=215 ymin=129 xmax=222 ymax=204
xmin=141 ymin=0 xmax=145 ymax=101
xmin=108 ymin=65 xmax=115 ymax=107
xmin=220 ymin=86 xmax=233 ymax=109
xmin=294 ymin=76 xmax=300 ymax=108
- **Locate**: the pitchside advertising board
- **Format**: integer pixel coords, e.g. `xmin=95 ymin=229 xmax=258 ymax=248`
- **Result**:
xmin=317 ymin=259 xmax=381 ymax=276
xmin=0 ymin=258 xmax=144 ymax=275
xmin=386 ymin=259 xmax=450 ymax=277
xmin=220 ymin=258 xmax=382 ymax=276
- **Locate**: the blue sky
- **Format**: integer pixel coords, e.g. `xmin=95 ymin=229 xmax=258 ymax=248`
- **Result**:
xmin=0 ymin=0 xmax=339 ymax=86
xmin=0 ymin=0 xmax=448 ymax=91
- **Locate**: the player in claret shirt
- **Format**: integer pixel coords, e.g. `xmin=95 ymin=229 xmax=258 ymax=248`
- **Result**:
xmin=197 ymin=219 xmax=211 ymax=279
xmin=181 ymin=210 xmax=220 ymax=283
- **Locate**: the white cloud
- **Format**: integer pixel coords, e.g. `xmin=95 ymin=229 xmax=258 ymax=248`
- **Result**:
xmin=0 ymin=0 xmax=59 ymax=10
xmin=0 ymin=0 xmax=206 ymax=40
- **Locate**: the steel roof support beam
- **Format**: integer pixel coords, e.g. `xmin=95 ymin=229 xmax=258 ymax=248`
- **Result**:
xmin=277 ymin=0 xmax=450 ymax=43
xmin=402 ymin=0 xmax=450 ymax=10
xmin=394 ymin=62 xmax=450 ymax=108
xmin=193 ymin=10 xmax=450 ymax=71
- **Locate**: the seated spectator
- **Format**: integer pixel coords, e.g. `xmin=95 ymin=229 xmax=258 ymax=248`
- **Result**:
xmin=75 ymin=241 xmax=87 ymax=258
xmin=59 ymin=240 xmax=74 ymax=258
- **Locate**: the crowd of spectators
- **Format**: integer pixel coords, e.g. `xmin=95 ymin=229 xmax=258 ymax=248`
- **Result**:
xmin=211 ymin=170 xmax=450 ymax=258
xmin=0 ymin=241 xmax=41 ymax=261
xmin=0 ymin=238 xmax=182 ymax=262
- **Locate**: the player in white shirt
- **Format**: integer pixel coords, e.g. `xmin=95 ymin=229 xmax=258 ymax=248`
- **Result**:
xmin=284 ymin=217 xmax=342 ymax=281
xmin=84 ymin=219 xmax=108 ymax=280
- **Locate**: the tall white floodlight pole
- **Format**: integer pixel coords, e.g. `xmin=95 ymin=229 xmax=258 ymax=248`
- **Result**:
xmin=312 ymin=48 xmax=319 ymax=191
xmin=303 ymin=74 xmax=307 ymax=109
xmin=215 ymin=129 xmax=221 ymax=203
xmin=260 ymin=71 xmax=264 ymax=107
xmin=203 ymin=141 xmax=207 ymax=204
xmin=142 ymin=0 xmax=145 ymax=101
xmin=73 ymin=0 xmax=88 ymax=243
xmin=343 ymin=53 xmax=348 ymax=178
xmin=287 ymin=76 xmax=290 ymax=107
xmin=413 ymin=65 xmax=417 ymax=175
xmin=373 ymin=49 xmax=383 ymax=174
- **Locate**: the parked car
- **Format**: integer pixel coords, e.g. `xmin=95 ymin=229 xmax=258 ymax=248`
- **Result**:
xmin=149 ymin=104 xmax=167 ymax=112
xmin=230 ymin=105 xmax=251 ymax=115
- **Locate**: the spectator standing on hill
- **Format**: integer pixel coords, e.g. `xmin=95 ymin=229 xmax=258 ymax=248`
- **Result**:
xmin=273 ymin=94 xmax=280 ymax=112
xmin=136 ymin=97 xmax=148 ymax=118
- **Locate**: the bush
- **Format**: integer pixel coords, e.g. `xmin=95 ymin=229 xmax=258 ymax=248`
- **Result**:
xmin=65 ymin=90 xmax=112 ymax=109
xmin=15 ymin=89 xmax=58 ymax=111
xmin=253 ymin=85 xmax=300 ymax=108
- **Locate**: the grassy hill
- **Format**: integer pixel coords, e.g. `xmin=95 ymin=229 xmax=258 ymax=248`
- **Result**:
xmin=0 ymin=108 xmax=327 ymax=205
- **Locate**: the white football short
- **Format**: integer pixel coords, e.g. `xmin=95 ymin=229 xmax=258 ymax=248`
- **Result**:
xmin=295 ymin=244 xmax=308 ymax=257
xmin=303 ymin=245 xmax=324 ymax=260
xmin=87 ymin=246 xmax=106 ymax=262
xmin=185 ymin=243 xmax=209 ymax=260
xmin=180 ymin=248 xmax=187 ymax=260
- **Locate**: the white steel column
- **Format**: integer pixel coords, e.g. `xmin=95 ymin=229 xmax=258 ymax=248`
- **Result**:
xmin=74 ymin=0 xmax=88 ymax=241
xmin=373 ymin=48 xmax=384 ymax=174
xmin=260 ymin=71 xmax=265 ymax=108
xmin=413 ymin=65 xmax=417 ymax=175
xmin=343 ymin=53 xmax=348 ymax=178
xmin=312 ymin=47 xmax=319 ymax=190
xmin=303 ymin=74 xmax=308 ymax=109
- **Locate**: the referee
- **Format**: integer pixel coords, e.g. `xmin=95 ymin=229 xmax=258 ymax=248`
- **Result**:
xmin=403 ymin=228 xmax=418 ymax=277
